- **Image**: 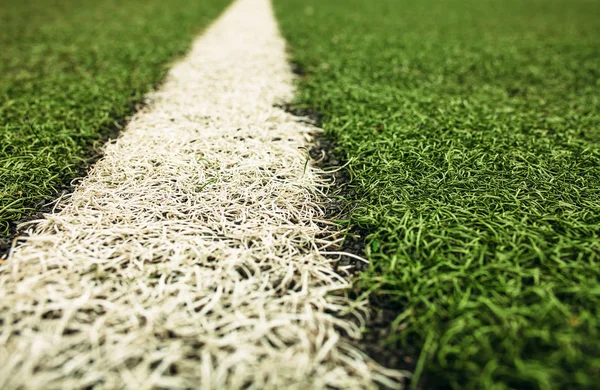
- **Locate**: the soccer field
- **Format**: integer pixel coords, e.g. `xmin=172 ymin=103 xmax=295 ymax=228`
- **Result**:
xmin=1 ymin=0 xmax=599 ymax=388
xmin=275 ymin=0 xmax=600 ymax=388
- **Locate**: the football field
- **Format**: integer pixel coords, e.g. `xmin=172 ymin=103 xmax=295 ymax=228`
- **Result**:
xmin=1 ymin=0 xmax=599 ymax=388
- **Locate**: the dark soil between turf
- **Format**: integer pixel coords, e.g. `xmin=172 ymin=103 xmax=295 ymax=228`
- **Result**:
xmin=311 ymin=132 xmax=426 ymax=390
xmin=281 ymin=97 xmax=432 ymax=389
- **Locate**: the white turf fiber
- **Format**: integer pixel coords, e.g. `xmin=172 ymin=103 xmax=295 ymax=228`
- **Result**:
xmin=0 ymin=0 xmax=405 ymax=388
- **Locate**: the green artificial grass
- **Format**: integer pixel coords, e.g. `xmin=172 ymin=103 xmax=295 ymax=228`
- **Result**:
xmin=274 ymin=0 xmax=600 ymax=388
xmin=0 ymin=0 xmax=230 ymax=237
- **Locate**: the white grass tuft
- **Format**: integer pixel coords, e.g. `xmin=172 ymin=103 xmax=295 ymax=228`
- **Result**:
xmin=0 ymin=0 xmax=406 ymax=388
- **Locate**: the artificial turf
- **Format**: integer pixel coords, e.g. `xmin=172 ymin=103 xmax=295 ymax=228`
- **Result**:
xmin=0 ymin=0 xmax=230 ymax=241
xmin=274 ymin=0 xmax=600 ymax=388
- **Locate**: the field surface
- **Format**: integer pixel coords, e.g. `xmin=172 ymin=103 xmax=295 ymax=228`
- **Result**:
xmin=0 ymin=0 xmax=230 ymax=242
xmin=275 ymin=0 xmax=600 ymax=388
xmin=0 ymin=0 xmax=404 ymax=388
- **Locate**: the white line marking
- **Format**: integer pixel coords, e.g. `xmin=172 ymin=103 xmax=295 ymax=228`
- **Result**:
xmin=0 ymin=0 xmax=405 ymax=388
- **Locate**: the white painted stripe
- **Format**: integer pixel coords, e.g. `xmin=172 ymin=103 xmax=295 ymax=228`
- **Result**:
xmin=0 ymin=0 xmax=405 ymax=388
